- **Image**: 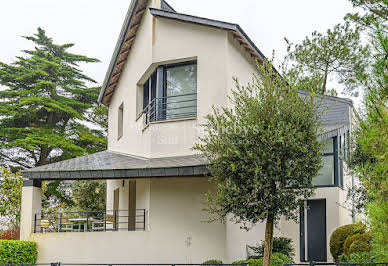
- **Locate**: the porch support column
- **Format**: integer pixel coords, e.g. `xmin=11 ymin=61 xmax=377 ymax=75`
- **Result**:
xmin=20 ymin=179 xmax=42 ymax=240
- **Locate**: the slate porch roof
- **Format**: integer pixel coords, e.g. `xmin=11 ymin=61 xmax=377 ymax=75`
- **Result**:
xmin=22 ymin=151 xmax=209 ymax=180
xmin=22 ymin=121 xmax=347 ymax=181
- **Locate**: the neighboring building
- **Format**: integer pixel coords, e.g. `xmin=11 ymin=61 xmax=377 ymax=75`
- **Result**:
xmin=20 ymin=0 xmax=357 ymax=264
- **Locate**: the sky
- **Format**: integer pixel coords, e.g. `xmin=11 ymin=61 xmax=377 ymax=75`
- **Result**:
xmin=0 ymin=0 xmax=355 ymax=100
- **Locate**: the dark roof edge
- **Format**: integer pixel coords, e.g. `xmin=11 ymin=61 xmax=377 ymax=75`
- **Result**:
xmin=161 ymin=0 xmax=176 ymax=12
xmin=149 ymin=8 xmax=238 ymax=31
xmin=298 ymin=89 xmax=353 ymax=106
xmin=149 ymin=8 xmax=279 ymax=74
xmin=22 ymin=165 xmax=210 ymax=181
xmin=99 ymin=0 xmax=140 ymax=103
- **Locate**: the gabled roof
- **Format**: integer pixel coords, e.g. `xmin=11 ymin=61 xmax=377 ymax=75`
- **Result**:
xmin=22 ymin=151 xmax=209 ymax=180
xmin=99 ymin=0 xmax=269 ymax=105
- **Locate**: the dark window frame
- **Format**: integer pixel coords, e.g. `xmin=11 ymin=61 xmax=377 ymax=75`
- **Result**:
xmin=313 ymin=136 xmax=343 ymax=188
xmin=142 ymin=60 xmax=197 ymax=123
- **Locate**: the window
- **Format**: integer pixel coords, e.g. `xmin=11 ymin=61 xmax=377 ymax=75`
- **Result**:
xmin=312 ymin=137 xmax=343 ymax=187
xmin=142 ymin=61 xmax=197 ymax=123
xmin=118 ymin=103 xmax=123 ymax=139
xmin=312 ymin=139 xmax=335 ymax=186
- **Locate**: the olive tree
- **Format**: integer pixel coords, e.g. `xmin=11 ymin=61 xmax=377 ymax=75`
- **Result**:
xmin=194 ymin=61 xmax=323 ymax=266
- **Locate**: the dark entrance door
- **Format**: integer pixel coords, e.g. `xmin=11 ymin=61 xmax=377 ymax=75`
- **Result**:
xmin=300 ymin=199 xmax=327 ymax=262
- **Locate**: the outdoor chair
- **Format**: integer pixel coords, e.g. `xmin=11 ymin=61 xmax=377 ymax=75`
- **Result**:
xmin=40 ymin=219 xmax=50 ymax=233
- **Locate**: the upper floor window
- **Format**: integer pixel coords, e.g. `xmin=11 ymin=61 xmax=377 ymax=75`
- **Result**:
xmin=118 ymin=103 xmax=124 ymax=139
xmin=143 ymin=61 xmax=197 ymax=123
xmin=312 ymin=136 xmax=345 ymax=187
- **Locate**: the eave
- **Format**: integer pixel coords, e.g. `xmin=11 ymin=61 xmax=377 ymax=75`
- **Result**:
xmin=99 ymin=0 xmax=149 ymax=105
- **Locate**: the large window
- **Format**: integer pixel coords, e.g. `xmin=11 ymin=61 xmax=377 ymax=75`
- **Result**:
xmin=142 ymin=61 xmax=197 ymax=123
xmin=312 ymin=136 xmax=344 ymax=187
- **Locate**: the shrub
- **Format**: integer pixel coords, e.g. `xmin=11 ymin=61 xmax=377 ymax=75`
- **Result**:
xmin=232 ymin=253 xmax=293 ymax=266
xmin=349 ymin=240 xmax=372 ymax=254
xmin=338 ymin=252 xmax=377 ymax=263
xmin=248 ymin=237 xmax=295 ymax=258
xmin=0 ymin=228 xmax=20 ymax=240
xmin=343 ymin=233 xmax=372 ymax=255
xmin=232 ymin=260 xmax=248 ymax=265
xmin=0 ymin=240 xmax=37 ymax=264
xmin=202 ymin=260 xmax=223 ymax=265
xmin=329 ymin=223 xmax=366 ymax=261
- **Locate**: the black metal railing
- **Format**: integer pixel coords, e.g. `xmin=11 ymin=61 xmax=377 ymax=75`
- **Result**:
xmin=285 ymin=262 xmax=388 ymax=266
xmin=143 ymin=93 xmax=197 ymax=124
xmin=34 ymin=209 xmax=146 ymax=233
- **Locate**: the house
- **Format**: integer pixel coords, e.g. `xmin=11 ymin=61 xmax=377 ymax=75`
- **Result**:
xmin=20 ymin=0 xmax=357 ymax=264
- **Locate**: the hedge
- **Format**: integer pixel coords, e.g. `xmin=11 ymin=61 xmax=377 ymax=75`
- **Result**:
xmin=232 ymin=252 xmax=293 ymax=266
xmin=329 ymin=223 xmax=366 ymax=261
xmin=202 ymin=260 xmax=223 ymax=265
xmin=348 ymin=240 xmax=372 ymax=254
xmin=338 ymin=251 xmax=377 ymax=263
xmin=343 ymin=233 xmax=372 ymax=255
xmin=0 ymin=240 xmax=37 ymax=264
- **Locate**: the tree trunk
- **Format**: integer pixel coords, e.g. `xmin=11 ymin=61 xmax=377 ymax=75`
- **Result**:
xmin=263 ymin=214 xmax=275 ymax=266
xmin=37 ymin=145 xmax=49 ymax=166
xmin=322 ymin=64 xmax=329 ymax=94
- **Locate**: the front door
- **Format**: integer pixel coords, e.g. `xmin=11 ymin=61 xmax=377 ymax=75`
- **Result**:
xmin=300 ymin=199 xmax=327 ymax=262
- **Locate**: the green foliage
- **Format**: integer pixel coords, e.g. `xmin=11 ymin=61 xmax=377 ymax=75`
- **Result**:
xmin=285 ymin=22 xmax=370 ymax=95
xmin=69 ymin=180 xmax=106 ymax=212
xmin=329 ymin=223 xmax=367 ymax=261
xmin=201 ymin=259 xmax=223 ymax=265
xmin=339 ymin=251 xmax=377 ymax=263
xmin=0 ymin=240 xmax=37 ymax=264
xmin=343 ymin=233 xmax=372 ymax=255
xmin=194 ymin=60 xmax=322 ymax=266
xmin=346 ymin=0 xmax=388 ymax=30
xmin=0 ymin=169 xmax=22 ymax=228
xmin=248 ymin=237 xmax=294 ymax=258
xmin=193 ymin=60 xmax=322 ymax=224
xmin=0 ymin=27 xmax=107 ymax=170
xmin=232 ymin=253 xmax=293 ymax=266
xmin=346 ymin=2 xmax=388 ymax=261
xmin=349 ymin=239 xmax=372 ymax=254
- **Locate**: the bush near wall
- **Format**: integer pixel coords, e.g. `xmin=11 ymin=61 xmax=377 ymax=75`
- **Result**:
xmin=248 ymin=237 xmax=294 ymax=258
xmin=232 ymin=252 xmax=293 ymax=266
xmin=343 ymin=233 xmax=372 ymax=255
xmin=339 ymin=252 xmax=377 ymax=263
xmin=329 ymin=223 xmax=367 ymax=261
xmin=202 ymin=260 xmax=224 ymax=265
xmin=0 ymin=240 xmax=37 ymax=264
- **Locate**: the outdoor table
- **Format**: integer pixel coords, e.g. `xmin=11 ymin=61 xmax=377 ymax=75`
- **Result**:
xmin=68 ymin=217 xmax=97 ymax=232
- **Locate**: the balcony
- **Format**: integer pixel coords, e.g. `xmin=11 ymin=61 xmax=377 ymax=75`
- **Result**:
xmin=143 ymin=93 xmax=197 ymax=124
xmin=34 ymin=209 xmax=146 ymax=233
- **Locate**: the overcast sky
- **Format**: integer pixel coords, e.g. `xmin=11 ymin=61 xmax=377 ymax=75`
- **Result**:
xmin=0 ymin=0 xmax=355 ymax=99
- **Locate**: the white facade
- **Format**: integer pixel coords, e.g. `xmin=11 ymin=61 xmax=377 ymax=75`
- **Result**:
xmin=20 ymin=0 xmax=357 ymax=264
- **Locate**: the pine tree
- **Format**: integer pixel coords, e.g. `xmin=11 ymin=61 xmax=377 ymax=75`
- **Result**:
xmin=285 ymin=22 xmax=370 ymax=95
xmin=0 ymin=28 xmax=107 ymax=169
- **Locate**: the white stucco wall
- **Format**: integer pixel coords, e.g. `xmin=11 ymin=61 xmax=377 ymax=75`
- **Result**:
xmin=32 ymin=177 xmax=226 ymax=263
xmin=107 ymin=7 xmax=261 ymax=159
xmin=20 ymin=185 xmax=42 ymax=240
